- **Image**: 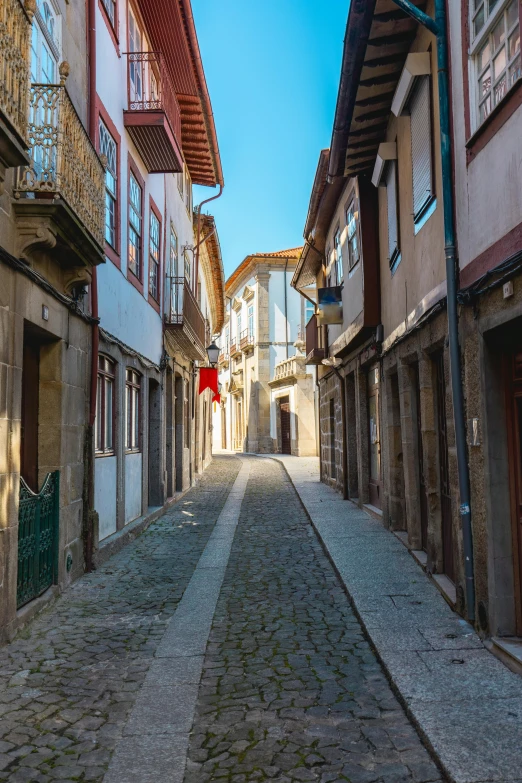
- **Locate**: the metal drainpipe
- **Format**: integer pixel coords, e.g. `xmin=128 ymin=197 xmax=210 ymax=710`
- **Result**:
xmin=391 ymin=0 xmax=475 ymax=622
xmin=195 ymin=184 xmax=223 ymax=295
xmin=284 ymin=259 xmax=289 ymax=359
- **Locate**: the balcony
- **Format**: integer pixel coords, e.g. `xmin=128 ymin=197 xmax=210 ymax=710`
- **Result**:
xmin=306 ymin=314 xmax=326 ymax=365
xmin=13 ymin=71 xmax=105 ymax=277
xmin=123 ymin=52 xmax=183 ymax=174
xmin=164 ymin=276 xmax=206 ymax=361
xmin=240 ymin=328 xmax=254 ymax=354
xmin=218 ymin=350 xmax=230 ymax=369
xmin=230 ymin=340 xmax=241 ymax=359
xmin=269 ymin=355 xmax=308 ymax=388
xmin=0 ymin=0 xmax=33 ymax=182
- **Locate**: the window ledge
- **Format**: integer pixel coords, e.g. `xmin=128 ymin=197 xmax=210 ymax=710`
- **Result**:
xmin=414 ymin=197 xmax=437 ymax=236
xmin=95 ymin=452 xmax=116 ymax=459
xmin=466 ymin=78 xmax=522 ymax=162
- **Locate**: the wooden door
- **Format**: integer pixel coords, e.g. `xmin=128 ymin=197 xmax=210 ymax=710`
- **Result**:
xmin=506 ymin=349 xmax=522 ymax=632
xmin=368 ymin=365 xmax=382 ymax=508
xmin=21 ymin=338 xmax=40 ymax=492
xmin=414 ymin=364 xmax=429 ymax=551
xmin=435 ymin=352 xmax=455 ymax=581
xmin=280 ymin=397 xmax=291 ymax=454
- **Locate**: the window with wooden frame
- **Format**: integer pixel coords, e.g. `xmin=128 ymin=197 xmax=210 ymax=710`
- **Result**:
xmin=99 ymin=119 xmax=118 ymax=250
xmin=128 ymin=170 xmax=142 ymax=279
xmin=346 ymin=199 xmax=360 ymax=271
xmin=125 ymin=369 xmax=141 ymax=451
xmin=385 ymin=159 xmax=400 ymax=269
xmin=248 ymin=304 xmax=254 ymax=340
xmin=149 ymin=208 xmax=160 ymax=302
xmin=101 ymin=0 xmax=116 ymax=27
xmin=472 ymin=0 xmax=521 ymax=127
xmin=177 ymin=168 xmax=184 ymax=198
xmin=169 ymin=224 xmax=178 ymax=277
xmin=409 ymin=76 xmax=435 ymax=223
xmin=334 ymin=228 xmax=343 ymax=283
xmin=95 ymin=356 xmax=115 ymax=455
xmin=184 ymin=248 xmax=191 ymax=284
xmin=185 ymin=169 xmax=192 ymax=213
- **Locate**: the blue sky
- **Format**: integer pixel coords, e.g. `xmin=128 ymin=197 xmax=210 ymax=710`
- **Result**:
xmin=191 ymin=0 xmax=349 ymax=279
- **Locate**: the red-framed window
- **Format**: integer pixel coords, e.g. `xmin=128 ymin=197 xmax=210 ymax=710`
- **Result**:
xmin=125 ymin=368 xmax=141 ymax=452
xmin=148 ymin=198 xmax=162 ymax=309
xmin=96 ymin=355 xmax=115 ymax=455
xmin=96 ymin=98 xmax=121 ymax=267
xmin=98 ymin=0 xmax=119 ymax=52
xmin=128 ymin=158 xmax=144 ymax=284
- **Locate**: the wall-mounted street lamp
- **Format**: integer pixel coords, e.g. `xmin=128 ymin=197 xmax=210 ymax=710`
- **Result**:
xmin=206 ymin=341 xmax=219 ymax=367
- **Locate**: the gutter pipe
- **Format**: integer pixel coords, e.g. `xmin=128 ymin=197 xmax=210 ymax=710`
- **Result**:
xmin=391 ymin=0 xmax=475 ymax=622
xmin=195 ymin=184 xmax=223 ymax=297
xmin=284 ymin=259 xmax=289 ymax=359
xmin=86 ymin=0 xmax=97 ymax=572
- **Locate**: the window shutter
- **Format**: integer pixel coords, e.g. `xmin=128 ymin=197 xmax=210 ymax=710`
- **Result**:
xmin=410 ymin=76 xmax=433 ymax=218
xmin=386 ymin=160 xmax=399 ymax=262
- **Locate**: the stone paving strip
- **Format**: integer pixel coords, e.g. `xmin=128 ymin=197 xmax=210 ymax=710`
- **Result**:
xmin=104 ymin=458 xmax=251 ymax=783
xmin=0 ymin=457 xmax=241 ymax=783
xmin=270 ymin=455 xmax=522 ymax=783
xmin=185 ymin=456 xmax=443 ymax=783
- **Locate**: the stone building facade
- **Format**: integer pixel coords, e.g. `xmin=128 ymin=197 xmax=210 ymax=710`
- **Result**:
xmin=213 ymin=249 xmax=317 ymax=456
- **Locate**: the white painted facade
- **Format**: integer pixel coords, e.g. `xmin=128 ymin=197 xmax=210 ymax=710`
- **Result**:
xmin=213 ymin=251 xmax=316 ymax=456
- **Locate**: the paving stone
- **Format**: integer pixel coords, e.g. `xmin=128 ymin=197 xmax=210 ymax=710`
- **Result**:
xmin=185 ymin=458 xmax=442 ymax=782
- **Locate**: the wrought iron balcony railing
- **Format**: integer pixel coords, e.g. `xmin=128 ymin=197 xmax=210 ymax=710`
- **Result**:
xmin=240 ymin=328 xmax=254 ymax=352
xmin=124 ymin=51 xmax=183 ymax=173
xmin=0 ymin=0 xmax=33 ymax=149
xmin=14 ymin=74 xmax=105 ymax=250
xmin=164 ymin=276 xmax=206 ymax=359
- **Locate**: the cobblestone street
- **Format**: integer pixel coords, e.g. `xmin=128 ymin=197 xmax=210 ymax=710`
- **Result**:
xmin=0 ymin=456 xmax=443 ymax=783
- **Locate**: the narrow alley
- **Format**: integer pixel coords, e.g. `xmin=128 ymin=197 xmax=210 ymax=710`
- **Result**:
xmin=0 ymin=457 xmax=442 ymax=783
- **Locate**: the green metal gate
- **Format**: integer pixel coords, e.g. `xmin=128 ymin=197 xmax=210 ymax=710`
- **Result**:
xmin=17 ymin=471 xmax=60 ymax=609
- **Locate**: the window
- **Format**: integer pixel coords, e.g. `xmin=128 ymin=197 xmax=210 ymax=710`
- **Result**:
xmin=248 ymin=304 xmax=254 ymax=340
xmin=96 ymin=356 xmax=115 ymax=454
xmin=473 ymin=0 xmax=520 ymax=125
xmin=31 ymin=0 xmax=60 ymax=84
xmin=386 ymin=160 xmax=400 ymax=268
xmin=410 ymin=76 xmax=434 ymax=221
xmin=225 ymin=326 xmax=230 ymax=353
xmin=346 ymin=201 xmax=360 ymax=270
xmin=305 ymin=299 xmax=314 ymax=326
xmin=185 ymin=170 xmax=192 ymax=213
xmin=99 ymin=120 xmax=117 ymax=249
xmin=101 ymin=0 xmax=116 ymax=26
xmin=129 ymin=9 xmax=143 ymax=101
xmin=237 ymin=312 xmax=242 ymax=340
xmin=125 ymin=369 xmax=141 ymax=451
xmin=149 ymin=210 xmax=160 ymax=301
xmin=334 ymin=229 xmax=343 ymax=283
xmin=177 ymin=169 xmax=184 ymax=198
xmin=184 ymin=248 xmax=191 ymax=284
xmin=128 ymin=171 xmax=142 ymax=279
xmin=169 ymin=224 xmax=178 ymax=277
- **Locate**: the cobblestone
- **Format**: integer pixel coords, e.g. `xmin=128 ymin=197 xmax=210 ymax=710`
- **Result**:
xmin=0 ymin=457 xmax=241 ymax=782
xmin=185 ymin=458 xmax=443 ymax=782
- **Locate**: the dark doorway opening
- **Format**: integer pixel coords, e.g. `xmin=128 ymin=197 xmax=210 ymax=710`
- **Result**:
xmin=413 ymin=363 xmax=429 ymax=551
xmin=435 ymin=351 xmax=455 ymax=582
xmin=280 ymin=396 xmax=291 ymax=454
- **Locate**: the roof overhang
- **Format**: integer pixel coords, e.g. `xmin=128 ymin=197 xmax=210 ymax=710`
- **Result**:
xmin=136 ymin=0 xmax=223 ymax=187
xmin=195 ymin=213 xmax=225 ymax=333
xmin=328 ymin=0 xmax=430 ymax=182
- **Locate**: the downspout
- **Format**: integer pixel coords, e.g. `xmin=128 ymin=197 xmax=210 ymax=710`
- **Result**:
xmin=391 ymin=0 xmax=475 ymax=622
xmin=284 ymin=259 xmax=289 ymax=359
xmin=86 ymin=0 xmax=98 ymax=572
xmin=332 ymin=366 xmax=349 ymax=501
xmin=195 ymin=184 xmax=223 ymax=296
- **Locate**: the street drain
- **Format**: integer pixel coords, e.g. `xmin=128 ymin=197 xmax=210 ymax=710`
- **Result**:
xmin=451 ymin=658 xmax=465 ymax=664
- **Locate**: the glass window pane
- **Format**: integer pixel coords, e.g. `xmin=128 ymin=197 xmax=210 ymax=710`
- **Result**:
xmin=105 ymin=378 xmax=113 ymax=450
xmin=133 ymin=388 xmax=139 ymax=448
xmin=509 ymin=52 xmax=521 ymax=84
xmin=478 ymin=39 xmax=491 ymax=71
xmin=479 ymin=66 xmax=491 ymax=98
xmin=488 ymin=0 xmax=501 ymax=13
xmin=507 ymin=0 xmax=519 ymax=29
xmin=493 ymin=46 xmax=507 ymax=78
xmin=492 ymin=18 xmax=506 ymax=52
xmin=509 ymin=26 xmax=520 ymax=59
xmin=493 ymin=72 xmax=507 ymax=104
xmin=474 ymin=5 xmax=485 ymax=36
xmin=96 ymin=375 xmax=103 ymax=450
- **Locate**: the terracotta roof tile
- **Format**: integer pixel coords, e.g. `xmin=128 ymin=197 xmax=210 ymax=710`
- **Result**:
xmin=225 ymin=247 xmax=303 ymax=293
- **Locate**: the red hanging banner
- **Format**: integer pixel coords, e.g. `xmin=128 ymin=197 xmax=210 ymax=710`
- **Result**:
xmin=199 ymin=367 xmax=218 ymax=395
xmin=212 ymin=392 xmax=220 ymax=403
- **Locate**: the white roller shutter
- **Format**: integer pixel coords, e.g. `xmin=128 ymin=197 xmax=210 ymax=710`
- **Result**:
xmin=386 ymin=160 xmax=399 ymax=264
xmin=410 ymin=76 xmax=433 ymax=219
